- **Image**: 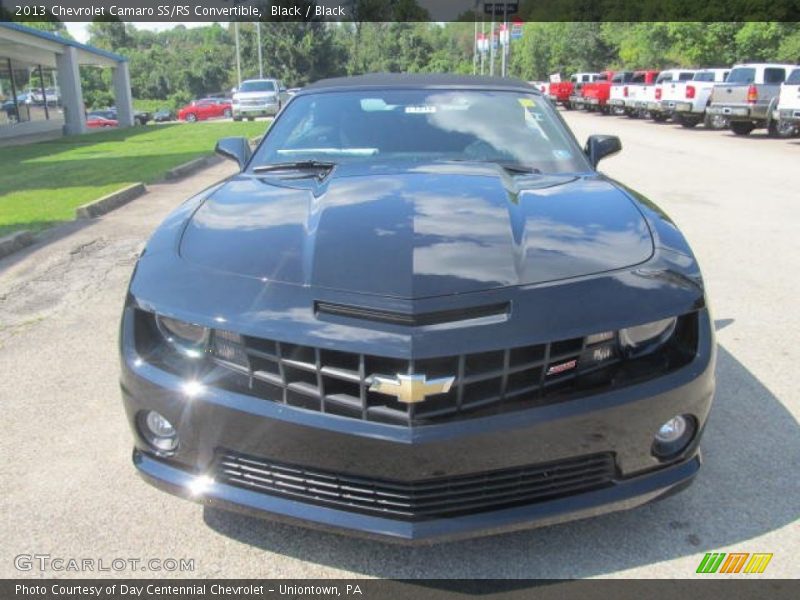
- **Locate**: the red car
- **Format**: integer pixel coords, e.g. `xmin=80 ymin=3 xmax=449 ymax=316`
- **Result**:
xmin=580 ymin=70 xmax=617 ymax=113
xmin=86 ymin=111 xmax=118 ymax=128
xmin=177 ymin=98 xmax=232 ymax=122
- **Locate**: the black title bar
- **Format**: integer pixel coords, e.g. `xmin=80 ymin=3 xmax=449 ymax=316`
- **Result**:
xmin=3 ymin=580 xmax=800 ymax=600
xmin=1 ymin=0 xmax=800 ymax=22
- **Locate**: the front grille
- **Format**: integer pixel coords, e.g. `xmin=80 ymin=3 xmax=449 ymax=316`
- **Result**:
xmin=241 ymin=98 xmax=273 ymax=106
xmin=134 ymin=310 xmax=698 ymax=426
xmin=214 ymin=450 xmax=616 ymax=520
xmin=215 ymin=333 xmax=609 ymax=425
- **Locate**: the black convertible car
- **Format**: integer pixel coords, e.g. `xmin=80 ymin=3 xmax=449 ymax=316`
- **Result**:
xmin=120 ymin=74 xmax=715 ymax=542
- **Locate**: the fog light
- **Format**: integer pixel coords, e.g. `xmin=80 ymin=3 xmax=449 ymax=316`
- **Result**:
xmin=656 ymin=416 xmax=687 ymax=443
xmin=653 ymin=414 xmax=695 ymax=459
xmin=139 ymin=410 xmax=178 ymax=452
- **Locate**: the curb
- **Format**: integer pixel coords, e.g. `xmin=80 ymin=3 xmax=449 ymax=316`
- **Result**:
xmin=164 ymin=154 xmax=223 ymax=180
xmin=0 ymin=230 xmax=34 ymax=260
xmin=75 ymin=183 xmax=147 ymax=219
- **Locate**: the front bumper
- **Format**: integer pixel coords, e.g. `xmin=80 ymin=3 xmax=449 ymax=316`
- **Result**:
xmin=120 ymin=307 xmax=716 ymax=543
xmin=232 ymin=103 xmax=279 ymax=117
xmin=778 ymin=108 xmax=800 ymax=122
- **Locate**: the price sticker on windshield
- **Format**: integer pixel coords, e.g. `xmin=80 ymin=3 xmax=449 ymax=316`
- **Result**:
xmin=405 ymin=105 xmax=437 ymax=114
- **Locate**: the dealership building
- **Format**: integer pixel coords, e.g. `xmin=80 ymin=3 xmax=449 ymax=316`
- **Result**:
xmin=0 ymin=22 xmax=134 ymax=143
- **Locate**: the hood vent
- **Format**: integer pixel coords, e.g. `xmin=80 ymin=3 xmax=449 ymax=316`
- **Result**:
xmin=315 ymin=301 xmax=510 ymax=327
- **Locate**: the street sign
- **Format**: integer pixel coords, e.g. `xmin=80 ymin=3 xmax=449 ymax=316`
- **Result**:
xmin=483 ymin=2 xmax=519 ymax=16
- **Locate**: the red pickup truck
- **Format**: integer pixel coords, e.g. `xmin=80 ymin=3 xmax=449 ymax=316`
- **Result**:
xmin=579 ymin=71 xmax=617 ymax=113
xmin=548 ymin=73 xmax=601 ymax=109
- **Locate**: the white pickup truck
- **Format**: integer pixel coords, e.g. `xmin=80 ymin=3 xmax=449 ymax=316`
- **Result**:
xmin=652 ymin=69 xmax=697 ymax=121
xmin=671 ymin=68 xmax=730 ymax=128
xmin=608 ymin=71 xmax=636 ymax=115
xmin=708 ymin=63 xmax=797 ymax=135
xmin=636 ymin=71 xmax=690 ymax=119
xmin=776 ymin=67 xmax=800 ymax=137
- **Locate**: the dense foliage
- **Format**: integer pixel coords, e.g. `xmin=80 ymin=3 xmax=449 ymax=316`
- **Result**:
xmin=25 ymin=19 xmax=800 ymax=109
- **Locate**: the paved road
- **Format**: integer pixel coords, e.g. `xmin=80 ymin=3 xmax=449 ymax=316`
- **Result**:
xmin=1 ymin=112 xmax=798 ymax=579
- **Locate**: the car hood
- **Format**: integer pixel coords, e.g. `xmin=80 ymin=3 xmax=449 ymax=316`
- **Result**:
xmin=179 ymin=163 xmax=653 ymax=299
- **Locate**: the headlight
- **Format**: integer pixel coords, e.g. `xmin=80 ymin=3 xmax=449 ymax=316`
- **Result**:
xmin=619 ymin=317 xmax=677 ymax=356
xmin=155 ymin=315 xmax=209 ymax=358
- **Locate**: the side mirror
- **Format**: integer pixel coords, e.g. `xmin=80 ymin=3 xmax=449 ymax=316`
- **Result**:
xmin=584 ymin=135 xmax=622 ymax=168
xmin=215 ymin=137 xmax=251 ymax=170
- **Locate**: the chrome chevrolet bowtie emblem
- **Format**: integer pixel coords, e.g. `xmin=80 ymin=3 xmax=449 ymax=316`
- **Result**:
xmin=369 ymin=373 xmax=455 ymax=404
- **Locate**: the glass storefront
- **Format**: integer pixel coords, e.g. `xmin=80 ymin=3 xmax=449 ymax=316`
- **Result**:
xmin=1 ymin=57 xmax=63 ymax=129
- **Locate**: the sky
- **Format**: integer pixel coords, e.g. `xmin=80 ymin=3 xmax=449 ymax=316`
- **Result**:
xmin=65 ymin=22 xmax=210 ymax=43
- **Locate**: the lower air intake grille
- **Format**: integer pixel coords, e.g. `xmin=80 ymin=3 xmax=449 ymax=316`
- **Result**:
xmin=214 ymin=451 xmax=617 ymax=521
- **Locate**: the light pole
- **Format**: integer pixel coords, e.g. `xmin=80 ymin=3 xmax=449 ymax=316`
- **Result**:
xmin=234 ymin=22 xmax=242 ymax=87
xmin=480 ymin=19 xmax=485 ymax=75
xmin=473 ymin=20 xmax=478 ymax=75
xmin=501 ymin=2 xmax=508 ymax=77
xmin=489 ymin=7 xmax=495 ymax=76
xmin=256 ymin=22 xmax=263 ymax=79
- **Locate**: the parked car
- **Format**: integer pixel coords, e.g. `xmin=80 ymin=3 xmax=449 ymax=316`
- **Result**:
xmin=286 ymin=87 xmax=302 ymax=97
xmin=668 ymin=69 xmax=730 ymax=129
xmin=153 ymin=108 xmax=175 ymax=123
xmin=619 ymin=70 xmax=660 ymax=117
xmin=775 ymin=67 xmax=800 ymax=137
xmin=560 ymin=73 xmax=601 ymax=109
xmin=608 ymin=71 xmax=638 ymax=115
xmin=573 ymin=71 xmax=615 ymax=112
xmin=88 ymin=109 xmax=117 ymax=121
xmin=120 ymin=74 xmax=715 ymax=543
xmin=649 ymin=69 xmax=697 ymax=122
xmin=177 ymin=98 xmax=232 ymax=122
xmin=707 ymin=62 xmax=797 ymax=135
xmin=107 ymin=106 xmax=151 ymax=125
xmin=231 ymin=79 xmax=288 ymax=121
xmin=29 ymin=87 xmax=60 ymax=105
xmin=86 ymin=112 xmax=118 ymax=128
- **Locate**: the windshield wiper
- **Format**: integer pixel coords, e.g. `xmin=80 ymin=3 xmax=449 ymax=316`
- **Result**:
xmin=446 ymin=159 xmax=542 ymax=175
xmin=253 ymin=160 xmax=336 ymax=178
xmin=493 ymin=161 xmax=542 ymax=175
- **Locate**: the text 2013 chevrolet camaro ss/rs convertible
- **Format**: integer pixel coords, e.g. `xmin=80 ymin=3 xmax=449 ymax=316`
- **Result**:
xmin=120 ymin=74 xmax=715 ymax=543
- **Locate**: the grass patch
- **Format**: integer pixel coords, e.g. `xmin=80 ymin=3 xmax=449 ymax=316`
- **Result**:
xmin=0 ymin=121 xmax=267 ymax=237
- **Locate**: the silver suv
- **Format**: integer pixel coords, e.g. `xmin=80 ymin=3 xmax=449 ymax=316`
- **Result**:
xmin=231 ymin=79 xmax=288 ymax=120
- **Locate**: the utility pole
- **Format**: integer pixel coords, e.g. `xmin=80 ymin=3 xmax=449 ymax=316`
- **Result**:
xmin=256 ymin=22 xmax=263 ymax=79
xmin=234 ymin=22 xmax=242 ymax=87
xmin=501 ymin=2 xmax=508 ymax=77
xmin=480 ymin=19 xmax=485 ymax=75
xmin=473 ymin=20 xmax=477 ymax=75
xmin=489 ymin=8 xmax=495 ymax=76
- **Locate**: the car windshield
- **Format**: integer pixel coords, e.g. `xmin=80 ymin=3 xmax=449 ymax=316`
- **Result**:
xmin=240 ymin=81 xmax=276 ymax=92
xmin=787 ymin=69 xmax=800 ymax=85
xmin=726 ymin=68 xmax=756 ymax=83
xmin=250 ymin=90 xmax=589 ymax=174
xmin=693 ymin=72 xmax=716 ymax=82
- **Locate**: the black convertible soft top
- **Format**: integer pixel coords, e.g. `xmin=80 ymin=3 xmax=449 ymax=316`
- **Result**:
xmin=301 ymin=73 xmax=538 ymax=93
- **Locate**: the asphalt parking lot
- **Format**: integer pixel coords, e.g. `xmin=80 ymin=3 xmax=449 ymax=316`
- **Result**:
xmin=0 ymin=111 xmax=797 ymax=579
